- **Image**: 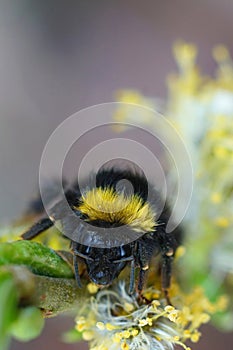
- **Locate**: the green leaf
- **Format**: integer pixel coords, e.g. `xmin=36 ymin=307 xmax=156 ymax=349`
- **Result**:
xmin=212 ymin=310 xmax=233 ymax=332
xmin=10 ymin=306 xmax=44 ymax=341
xmin=0 ymin=271 xmax=18 ymax=350
xmin=62 ymin=328 xmax=83 ymax=343
xmin=0 ymin=241 xmax=73 ymax=278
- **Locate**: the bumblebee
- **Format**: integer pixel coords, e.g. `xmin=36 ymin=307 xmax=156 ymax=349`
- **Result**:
xmin=22 ymin=168 xmax=181 ymax=302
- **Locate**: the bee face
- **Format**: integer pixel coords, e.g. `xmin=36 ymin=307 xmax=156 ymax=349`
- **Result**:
xmin=85 ymin=256 xmax=127 ymax=286
xmin=75 ymin=244 xmax=133 ymax=286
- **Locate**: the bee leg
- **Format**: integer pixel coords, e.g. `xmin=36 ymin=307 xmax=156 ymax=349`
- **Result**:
xmin=71 ymin=241 xmax=83 ymax=288
xmin=136 ymin=242 xmax=150 ymax=301
xmin=136 ymin=269 xmax=151 ymax=304
xmin=138 ymin=268 xmax=147 ymax=292
xmin=21 ymin=218 xmax=54 ymax=240
xmin=161 ymin=253 xmax=174 ymax=305
xmin=73 ymin=253 xmax=82 ymax=288
xmin=128 ymin=259 xmax=135 ymax=295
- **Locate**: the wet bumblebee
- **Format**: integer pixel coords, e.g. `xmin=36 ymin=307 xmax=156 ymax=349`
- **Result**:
xmin=22 ymin=168 xmax=181 ymax=303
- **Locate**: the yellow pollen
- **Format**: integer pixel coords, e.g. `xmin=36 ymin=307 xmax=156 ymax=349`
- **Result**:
xmin=167 ymin=310 xmax=180 ymax=322
xmin=216 ymin=295 xmax=229 ymax=310
xmin=215 ymin=217 xmax=230 ymax=228
xmin=211 ymin=192 xmax=222 ymax=204
xmin=131 ymin=329 xmax=139 ymax=337
xmin=75 ymin=317 xmax=86 ymax=332
xmin=214 ymin=146 xmax=228 ymax=158
xmin=121 ymin=342 xmax=130 ymax=350
xmin=123 ymin=302 xmax=135 ymax=312
xmin=191 ymin=331 xmax=201 ymax=343
xmin=146 ymin=317 xmax=153 ymax=326
xmin=106 ymin=323 xmax=117 ymax=331
xmin=112 ymin=332 xmax=122 ymax=343
xmin=82 ymin=331 xmax=94 ymax=341
xmin=165 ymin=305 xmax=175 ymax=313
xmin=152 ymin=300 xmax=161 ymax=309
xmin=138 ymin=319 xmax=148 ymax=327
xmin=122 ymin=330 xmax=131 ymax=339
xmin=173 ymin=41 xmax=197 ymax=66
xmin=199 ymin=313 xmax=211 ymax=323
xmin=175 ymin=246 xmax=186 ymax=259
xmin=96 ymin=322 xmax=105 ymax=330
xmin=77 ymin=187 xmax=156 ymax=232
xmin=173 ymin=336 xmax=180 ymax=341
xmin=87 ymin=283 xmax=99 ymax=294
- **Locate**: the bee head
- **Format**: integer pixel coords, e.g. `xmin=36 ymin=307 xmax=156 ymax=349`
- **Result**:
xmin=85 ymin=256 xmax=127 ymax=286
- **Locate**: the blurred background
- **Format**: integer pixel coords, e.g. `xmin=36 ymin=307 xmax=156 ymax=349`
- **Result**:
xmin=0 ymin=0 xmax=232 ymax=349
